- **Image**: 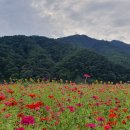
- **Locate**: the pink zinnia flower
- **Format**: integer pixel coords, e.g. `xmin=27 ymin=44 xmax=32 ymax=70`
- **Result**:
xmin=4 ymin=114 xmax=12 ymax=118
xmin=85 ymin=123 xmax=96 ymax=129
xmin=92 ymin=95 xmax=99 ymax=100
xmin=76 ymin=103 xmax=84 ymax=107
xmin=83 ymin=74 xmax=91 ymax=78
xmin=67 ymin=106 xmax=75 ymax=112
xmin=35 ymin=107 xmax=40 ymax=110
xmin=21 ymin=116 xmax=35 ymax=125
xmin=96 ymin=116 xmax=105 ymax=122
xmin=16 ymin=127 xmax=25 ymax=130
xmin=45 ymin=105 xmax=51 ymax=111
xmin=60 ymin=107 xmax=65 ymax=112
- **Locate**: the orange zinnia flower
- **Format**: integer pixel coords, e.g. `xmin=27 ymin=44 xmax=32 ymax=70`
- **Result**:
xmin=28 ymin=93 xmax=36 ymax=98
xmin=42 ymin=128 xmax=47 ymax=130
xmin=107 ymin=121 xmax=117 ymax=126
xmin=109 ymin=109 xmax=115 ymax=113
xmin=122 ymin=120 xmax=126 ymax=124
xmin=109 ymin=113 xmax=118 ymax=118
xmin=17 ymin=113 xmax=24 ymax=118
xmin=48 ymin=95 xmax=54 ymax=99
xmin=122 ymin=108 xmax=128 ymax=113
xmin=126 ymin=115 xmax=130 ymax=119
xmin=40 ymin=117 xmax=49 ymax=121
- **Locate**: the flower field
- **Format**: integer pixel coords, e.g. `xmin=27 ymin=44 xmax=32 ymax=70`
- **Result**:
xmin=0 ymin=81 xmax=130 ymax=130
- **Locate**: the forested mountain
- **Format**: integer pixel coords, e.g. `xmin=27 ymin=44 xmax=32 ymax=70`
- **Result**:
xmin=57 ymin=34 xmax=130 ymax=69
xmin=0 ymin=35 xmax=130 ymax=83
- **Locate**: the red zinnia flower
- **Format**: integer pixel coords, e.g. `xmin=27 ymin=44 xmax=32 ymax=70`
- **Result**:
xmin=7 ymin=89 xmax=14 ymax=94
xmin=85 ymin=123 xmax=96 ymax=129
xmin=0 ymin=94 xmax=6 ymax=101
xmin=42 ymin=128 xmax=47 ymax=130
xmin=104 ymin=124 xmax=111 ymax=130
xmin=26 ymin=101 xmax=44 ymax=109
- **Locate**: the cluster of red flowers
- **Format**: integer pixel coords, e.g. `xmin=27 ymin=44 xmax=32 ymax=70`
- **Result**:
xmin=0 ymin=93 xmax=5 ymax=101
xmin=4 ymin=98 xmax=17 ymax=106
xmin=0 ymin=82 xmax=130 ymax=130
xmin=26 ymin=101 xmax=44 ymax=109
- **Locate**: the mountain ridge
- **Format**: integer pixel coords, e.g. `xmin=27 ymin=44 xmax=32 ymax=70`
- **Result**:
xmin=0 ymin=35 xmax=130 ymax=82
xmin=57 ymin=34 xmax=130 ymax=45
xmin=57 ymin=34 xmax=130 ymax=69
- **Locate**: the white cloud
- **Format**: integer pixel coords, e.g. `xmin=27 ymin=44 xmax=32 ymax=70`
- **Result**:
xmin=0 ymin=0 xmax=130 ymax=43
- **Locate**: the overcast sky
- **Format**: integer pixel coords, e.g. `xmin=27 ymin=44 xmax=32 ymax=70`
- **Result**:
xmin=0 ymin=0 xmax=130 ymax=44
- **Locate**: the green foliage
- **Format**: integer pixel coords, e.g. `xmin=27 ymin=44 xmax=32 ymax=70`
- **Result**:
xmin=0 ymin=35 xmax=130 ymax=83
xmin=58 ymin=34 xmax=130 ymax=69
